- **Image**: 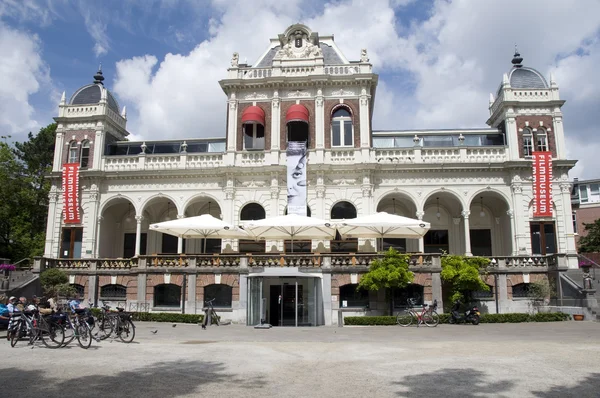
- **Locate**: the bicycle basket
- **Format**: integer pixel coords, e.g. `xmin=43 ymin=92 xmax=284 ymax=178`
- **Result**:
xmin=87 ymin=316 xmax=95 ymax=326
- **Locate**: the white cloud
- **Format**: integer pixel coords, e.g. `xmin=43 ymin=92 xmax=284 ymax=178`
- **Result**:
xmin=0 ymin=23 xmax=49 ymax=137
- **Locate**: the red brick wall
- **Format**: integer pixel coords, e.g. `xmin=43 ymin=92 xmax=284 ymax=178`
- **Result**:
xmin=61 ymin=130 xmax=95 ymax=166
xmin=196 ymin=273 xmax=240 ymax=303
xmin=74 ymin=275 xmax=89 ymax=299
xmin=323 ymin=99 xmax=360 ymax=149
xmin=332 ymin=273 xmax=433 ymax=302
xmin=236 ymin=102 xmax=271 ymax=151
xmin=280 ymin=101 xmax=316 ymax=150
xmin=574 ymin=205 xmax=600 ymax=245
xmin=506 ymin=274 xmax=547 ymax=299
xmin=515 ymin=116 xmax=556 ymax=158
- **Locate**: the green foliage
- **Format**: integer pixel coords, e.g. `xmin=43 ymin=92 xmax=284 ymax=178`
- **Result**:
xmin=577 ymin=219 xmax=600 ymax=252
xmin=358 ymin=248 xmax=414 ymax=291
xmin=40 ymin=268 xmax=74 ymax=299
xmin=0 ymin=124 xmax=56 ymax=261
xmin=529 ymin=279 xmax=554 ymax=302
xmin=343 ymin=312 xmax=570 ymax=325
xmin=441 ymin=255 xmax=491 ymax=303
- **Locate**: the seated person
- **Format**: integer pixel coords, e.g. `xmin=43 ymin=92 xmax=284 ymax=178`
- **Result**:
xmin=0 ymin=296 xmax=9 ymax=328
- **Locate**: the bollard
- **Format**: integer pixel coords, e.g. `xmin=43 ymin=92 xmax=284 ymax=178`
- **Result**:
xmin=338 ymin=310 xmax=343 ymax=327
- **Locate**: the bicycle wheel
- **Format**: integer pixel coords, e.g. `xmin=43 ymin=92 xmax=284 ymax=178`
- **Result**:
xmin=211 ymin=310 xmax=220 ymax=326
xmin=76 ymin=323 xmax=92 ymax=349
xmin=95 ymin=316 xmax=114 ymax=340
xmin=423 ymin=311 xmax=439 ymax=327
xmin=62 ymin=321 xmax=76 ymax=347
xmin=41 ymin=321 xmax=65 ymax=349
xmin=396 ymin=310 xmax=414 ymax=327
xmin=118 ymin=319 xmax=135 ymax=343
xmin=10 ymin=320 xmax=23 ymax=347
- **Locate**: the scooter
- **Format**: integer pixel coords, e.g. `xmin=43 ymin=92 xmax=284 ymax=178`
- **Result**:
xmin=449 ymin=300 xmax=480 ymax=325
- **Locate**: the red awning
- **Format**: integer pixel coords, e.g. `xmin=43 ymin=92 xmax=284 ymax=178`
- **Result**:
xmin=286 ymin=104 xmax=309 ymax=123
xmin=241 ymin=106 xmax=265 ymax=125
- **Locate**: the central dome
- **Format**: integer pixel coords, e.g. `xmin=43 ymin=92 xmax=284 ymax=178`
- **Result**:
xmin=509 ymin=67 xmax=548 ymax=89
xmin=69 ymin=67 xmax=120 ymax=113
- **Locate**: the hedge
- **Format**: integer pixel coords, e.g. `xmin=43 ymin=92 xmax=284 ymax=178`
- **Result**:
xmin=344 ymin=312 xmax=571 ymax=325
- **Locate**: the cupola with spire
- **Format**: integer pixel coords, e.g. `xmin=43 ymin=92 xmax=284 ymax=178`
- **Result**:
xmin=69 ymin=65 xmax=120 ymax=113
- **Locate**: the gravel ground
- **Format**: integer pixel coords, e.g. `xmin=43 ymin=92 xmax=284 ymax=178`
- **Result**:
xmin=1 ymin=321 xmax=599 ymax=397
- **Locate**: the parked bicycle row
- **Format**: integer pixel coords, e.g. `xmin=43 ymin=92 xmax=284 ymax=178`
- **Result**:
xmin=395 ymin=298 xmax=481 ymax=326
xmin=1 ymin=295 xmax=135 ymax=349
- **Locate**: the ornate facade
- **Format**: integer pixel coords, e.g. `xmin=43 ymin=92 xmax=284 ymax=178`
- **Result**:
xmin=39 ymin=24 xmax=577 ymax=325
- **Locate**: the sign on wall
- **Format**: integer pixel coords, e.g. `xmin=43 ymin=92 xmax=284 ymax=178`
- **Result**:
xmin=287 ymin=141 xmax=307 ymax=216
xmin=62 ymin=163 xmax=81 ymax=224
xmin=532 ymin=151 xmax=553 ymax=218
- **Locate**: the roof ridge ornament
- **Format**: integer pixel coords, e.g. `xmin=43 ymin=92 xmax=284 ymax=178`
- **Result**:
xmin=93 ymin=63 xmax=105 ymax=85
xmin=512 ymin=45 xmax=523 ymax=68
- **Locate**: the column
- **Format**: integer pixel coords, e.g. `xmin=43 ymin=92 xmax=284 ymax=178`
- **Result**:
xmin=95 ymin=216 xmax=103 ymax=258
xmin=560 ymin=183 xmax=577 ymax=254
xmin=315 ymin=88 xmax=325 ymax=149
xmin=511 ymin=184 xmax=528 ymax=254
xmin=44 ymin=191 xmax=59 ymax=256
xmin=135 ymin=215 xmax=144 ymax=256
xmin=506 ymin=209 xmax=516 ymax=256
xmin=359 ymin=86 xmax=371 ymax=148
xmin=226 ymin=93 xmax=238 ymax=152
xmin=52 ymin=131 xmax=64 ymax=172
xmin=177 ymin=214 xmax=185 ymax=254
xmin=416 ymin=211 xmax=425 ymax=253
xmin=462 ymin=210 xmax=472 ymax=256
xmin=271 ymin=92 xmax=280 ymax=150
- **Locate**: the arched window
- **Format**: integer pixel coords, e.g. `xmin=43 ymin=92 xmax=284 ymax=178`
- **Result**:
xmin=154 ymin=284 xmax=181 ymax=308
xmin=241 ymin=106 xmax=266 ymax=151
xmin=204 ymin=284 xmax=232 ymax=308
xmin=512 ymin=283 xmax=532 ymax=298
xmin=472 ymin=284 xmax=494 ymax=299
xmin=536 ymin=128 xmax=548 ymax=152
xmin=339 ymin=284 xmax=369 ymax=308
xmin=68 ymin=141 xmax=79 ymax=163
xmin=331 ymin=107 xmax=353 ymax=147
xmin=330 ymin=201 xmax=357 ymax=220
xmin=394 ymin=284 xmax=424 ymax=308
xmin=239 ymin=203 xmax=266 ymax=253
xmin=240 ymin=203 xmax=266 ymax=221
xmin=80 ymin=140 xmax=90 ymax=168
xmin=522 ymin=128 xmax=533 ymax=157
xmin=70 ymin=283 xmax=85 ymax=298
xmin=100 ymin=284 xmax=127 ymax=300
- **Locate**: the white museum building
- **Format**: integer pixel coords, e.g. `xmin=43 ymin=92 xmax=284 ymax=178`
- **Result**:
xmin=37 ymin=24 xmax=578 ymax=325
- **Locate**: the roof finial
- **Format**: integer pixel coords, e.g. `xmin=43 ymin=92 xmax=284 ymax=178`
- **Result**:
xmin=512 ymin=44 xmax=523 ymax=68
xmin=93 ymin=63 xmax=105 ymax=85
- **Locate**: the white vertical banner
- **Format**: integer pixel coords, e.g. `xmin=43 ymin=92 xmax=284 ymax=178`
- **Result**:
xmin=287 ymin=141 xmax=307 ymax=216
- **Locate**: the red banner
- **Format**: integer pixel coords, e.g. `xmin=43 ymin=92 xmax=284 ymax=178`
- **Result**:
xmin=62 ymin=163 xmax=81 ymax=224
xmin=532 ymin=151 xmax=553 ymax=218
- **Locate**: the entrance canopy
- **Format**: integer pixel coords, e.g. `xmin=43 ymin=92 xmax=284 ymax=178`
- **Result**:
xmin=150 ymin=214 xmax=248 ymax=239
xmin=336 ymin=212 xmax=430 ymax=239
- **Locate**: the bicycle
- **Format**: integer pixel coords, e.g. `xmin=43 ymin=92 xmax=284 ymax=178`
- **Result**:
xmin=59 ymin=307 xmax=94 ymax=349
xmin=396 ymin=298 xmax=439 ymax=327
xmin=92 ymin=300 xmax=135 ymax=343
xmin=9 ymin=309 xmax=65 ymax=349
xmin=201 ymin=298 xmax=220 ymax=329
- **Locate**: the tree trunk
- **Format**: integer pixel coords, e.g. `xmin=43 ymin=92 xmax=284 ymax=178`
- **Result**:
xmin=389 ymin=287 xmax=394 ymax=316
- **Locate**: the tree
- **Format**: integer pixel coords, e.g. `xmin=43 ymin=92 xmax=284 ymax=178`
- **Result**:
xmin=0 ymin=124 xmax=56 ymax=261
xmin=358 ymin=248 xmax=414 ymax=315
xmin=441 ymin=255 xmax=490 ymax=303
xmin=40 ymin=268 xmax=74 ymax=299
xmin=578 ymin=219 xmax=600 ymax=253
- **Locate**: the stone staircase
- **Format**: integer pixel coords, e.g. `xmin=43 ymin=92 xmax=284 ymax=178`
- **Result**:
xmin=563 ymin=258 xmax=600 ymax=321
xmin=0 ymin=269 xmax=39 ymax=297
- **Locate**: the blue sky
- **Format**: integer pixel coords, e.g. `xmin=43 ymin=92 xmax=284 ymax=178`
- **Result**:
xmin=1 ymin=0 xmax=600 ymax=179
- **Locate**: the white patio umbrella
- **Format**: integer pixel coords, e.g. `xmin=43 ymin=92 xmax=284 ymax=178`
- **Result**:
xmin=150 ymin=214 xmax=248 ymax=253
xmin=242 ymin=214 xmax=337 ymax=252
xmin=335 ymin=212 xmax=430 ymax=251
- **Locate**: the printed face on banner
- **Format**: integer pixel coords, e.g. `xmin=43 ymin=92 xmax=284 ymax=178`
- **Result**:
xmin=532 ymin=152 xmax=553 ymax=218
xmin=287 ymin=141 xmax=307 ymax=216
xmin=62 ymin=163 xmax=81 ymax=224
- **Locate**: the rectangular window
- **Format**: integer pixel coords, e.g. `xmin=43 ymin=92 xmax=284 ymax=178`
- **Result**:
xmin=161 ymin=234 xmax=183 ymax=254
xmin=536 ymin=134 xmax=548 ymax=151
xmin=423 ymin=135 xmax=453 ymax=147
xmin=60 ymin=228 xmax=83 ymax=258
xmin=523 ymin=136 xmax=533 ymax=157
xmin=244 ymin=124 xmax=265 ymax=150
xmin=332 ymin=120 xmax=353 ymax=147
xmin=530 ymin=222 xmax=556 ymax=255
xmin=579 ymin=185 xmax=589 ymax=203
xmin=424 ymin=230 xmax=449 ymax=254
xmin=572 ymin=212 xmax=578 ymax=234
xmin=80 ymin=146 xmax=90 ymax=168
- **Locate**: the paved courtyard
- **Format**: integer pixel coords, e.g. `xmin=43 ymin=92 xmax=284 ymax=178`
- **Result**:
xmin=1 ymin=321 xmax=600 ymax=397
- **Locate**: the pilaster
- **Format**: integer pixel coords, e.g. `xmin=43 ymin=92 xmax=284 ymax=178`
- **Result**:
xmin=359 ymin=86 xmax=371 ymax=148
xmin=315 ymin=88 xmax=325 ymax=149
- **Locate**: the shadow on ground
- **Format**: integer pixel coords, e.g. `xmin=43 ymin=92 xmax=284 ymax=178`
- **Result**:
xmin=531 ymin=372 xmax=600 ymax=397
xmin=1 ymin=359 xmax=266 ymax=398
xmin=393 ymin=368 xmax=514 ymax=397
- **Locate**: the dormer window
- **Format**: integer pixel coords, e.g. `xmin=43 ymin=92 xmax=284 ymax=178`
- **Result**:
xmin=331 ymin=107 xmax=353 ymax=147
xmin=294 ymin=30 xmax=303 ymax=48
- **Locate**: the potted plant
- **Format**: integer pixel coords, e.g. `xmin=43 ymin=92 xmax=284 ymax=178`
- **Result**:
xmin=573 ymin=314 xmax=585 ymax=321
